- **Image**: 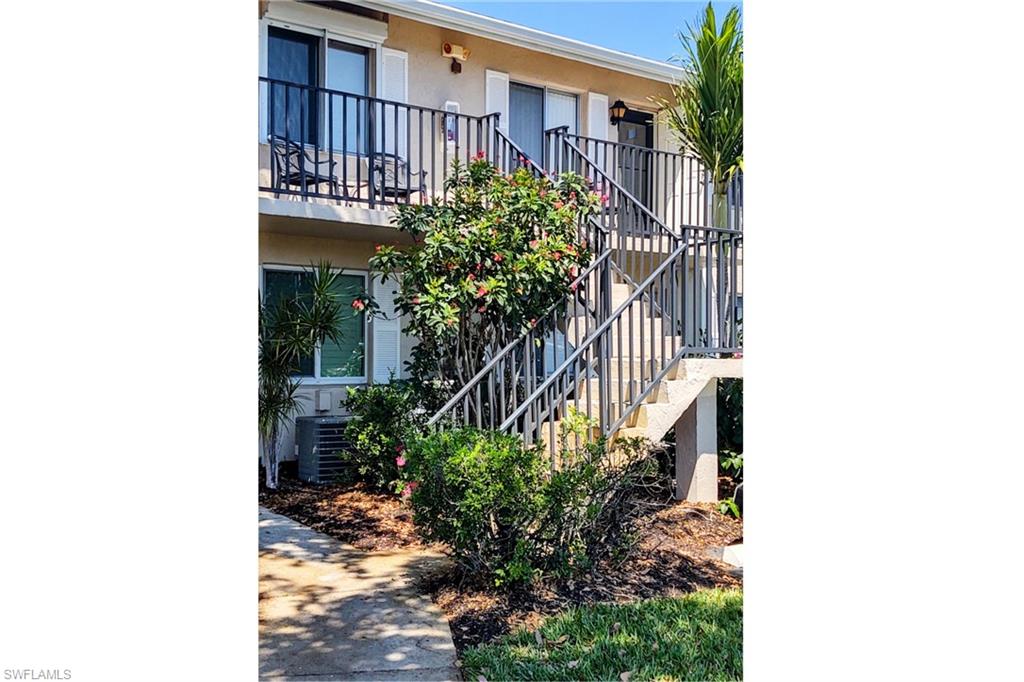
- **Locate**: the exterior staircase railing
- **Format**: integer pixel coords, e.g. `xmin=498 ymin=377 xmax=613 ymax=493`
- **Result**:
xmin=501 ymin=224 xmax=741 ymax=447
xmin=426 ymin=124 xmax=742 ymax=450
xmin=544 ymin=129 xmax=744 ymax=231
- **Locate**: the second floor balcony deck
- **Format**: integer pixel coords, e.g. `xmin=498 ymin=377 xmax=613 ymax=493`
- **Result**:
xmin=258 ymin=77 xmax=743 ymax=233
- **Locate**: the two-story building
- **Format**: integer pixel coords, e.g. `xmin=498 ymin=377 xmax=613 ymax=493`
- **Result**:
xmin=259 ymin=0 xmax=742 ymax=488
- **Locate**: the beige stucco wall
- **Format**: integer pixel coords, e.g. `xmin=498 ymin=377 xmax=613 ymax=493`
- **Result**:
xmin=383 ymin=15 xmax=675 ymax=146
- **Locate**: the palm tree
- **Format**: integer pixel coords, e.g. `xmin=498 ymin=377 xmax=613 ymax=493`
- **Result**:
xmin=657 ymin=3 xmax=743 ymax=228
xmin=259 ymin=261 xmax=348 ymax=489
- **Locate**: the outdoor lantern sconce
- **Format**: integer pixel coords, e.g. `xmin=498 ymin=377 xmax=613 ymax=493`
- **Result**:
xmin=609 ymin=99 xmax=628 ymax=125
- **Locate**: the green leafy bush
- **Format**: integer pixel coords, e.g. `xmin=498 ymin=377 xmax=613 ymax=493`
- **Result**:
xmin=401 ymin=425 xmax=666 ymax=586
xmin=717 ymin=378 xmax=743 ymax=456
xmin=717 ymin=378 xmax=743 ymax=518
xmin=340 ymin=379 xmax=426 ymax=490
xmin=400 ymin=428 xmax=547 ymax=583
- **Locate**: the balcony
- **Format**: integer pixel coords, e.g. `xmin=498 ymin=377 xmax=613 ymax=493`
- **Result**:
xmin=258 ymin=78 xmax=539 ymax=225
xmin=258 ymin=77 xmax=742 ymax=236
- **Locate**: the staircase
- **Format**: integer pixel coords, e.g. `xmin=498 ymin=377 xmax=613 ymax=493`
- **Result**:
xmin=428 ymin=127 xmax=743 ymax=499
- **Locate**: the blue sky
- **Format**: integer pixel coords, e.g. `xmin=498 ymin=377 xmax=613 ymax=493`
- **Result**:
xmin=432 ymin=1 xmax=741 ymax=64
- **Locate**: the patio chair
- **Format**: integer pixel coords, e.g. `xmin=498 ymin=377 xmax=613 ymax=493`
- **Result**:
xmin=269 ymin=137 xmax=340 ymax=197
xmin=372 ymin=153 xmax=428 ymax=200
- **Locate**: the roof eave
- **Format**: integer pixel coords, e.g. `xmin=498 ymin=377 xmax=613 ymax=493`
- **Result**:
xmin=357 ymin=0 xmax=684 ymax=84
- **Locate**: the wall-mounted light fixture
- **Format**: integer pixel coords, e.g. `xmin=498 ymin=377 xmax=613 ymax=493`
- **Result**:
xmin=609 ymin=99 xmax=629 ymax=125
xmin=443 ymin=42 xmax=470 ymax=74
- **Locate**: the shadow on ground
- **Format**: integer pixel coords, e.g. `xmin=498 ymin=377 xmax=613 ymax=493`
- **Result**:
xmin=258 ymin=509 xmax=458 ymax=681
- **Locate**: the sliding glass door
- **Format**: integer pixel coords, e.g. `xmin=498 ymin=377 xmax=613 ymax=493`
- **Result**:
xmin=266 ymin=27 xmax=371 ymax=153
xmin=545 ymin=89 xmax=577 ymax=136
xmin=509 ymin=82 xmax=544 ymax=163
xmin=326 ymin=41 xmax=370 ymax=154
xmin=267 ymin=27 xmax=318 ymax=144
xmin=509 ymin=83 xmax=578 ymax=166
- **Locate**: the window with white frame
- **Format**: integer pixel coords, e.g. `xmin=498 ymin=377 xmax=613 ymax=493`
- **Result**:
xmin=262 ymin=266 xmax=367 ymax=381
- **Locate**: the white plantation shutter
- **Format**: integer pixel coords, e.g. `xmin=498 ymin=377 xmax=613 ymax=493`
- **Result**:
xmin=586 ymin=92 xmax=609 ymax=142
xmin=584 ymin=92 xmax=610 ymax=166
xmin=485 ymin=69 xmax=510 ymax=132
xmin=380 ymin=47 xmax=408 ymax=158
xmin=372 ymin=274 xmax=401 ymax=383
xmin=657 ymin=108 xmax=685 ymax=226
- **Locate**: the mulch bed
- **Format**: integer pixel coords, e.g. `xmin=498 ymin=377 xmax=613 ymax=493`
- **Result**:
xmin=259 ymin=476 xmax=432 ymax=551
xmin=430 ymin=498 xmax=742 ymax=651
xmin=260 ymin=475 xmax=743 ymax=653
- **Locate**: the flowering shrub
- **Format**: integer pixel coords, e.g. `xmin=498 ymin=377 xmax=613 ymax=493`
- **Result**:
xmin=340 ymin=379 xmax=426 ymax=490
xmin=401 ymin=424 xmax=667 ymax=587
xmin=369 ymin=158 xmax=601 ymax=394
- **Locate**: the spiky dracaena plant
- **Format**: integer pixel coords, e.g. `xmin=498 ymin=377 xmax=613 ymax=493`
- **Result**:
xmin=656 ymin=3 xmax=743 ymax=227
xmin=258 ymin=261 xmax=356 ymax=489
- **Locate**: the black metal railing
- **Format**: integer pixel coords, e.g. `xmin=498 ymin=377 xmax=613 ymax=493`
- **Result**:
xmin=493 ymin=127 xmax=547 ymax=178
xmin=259 ymin=77 xmax=500 ymax=207
xmin=428 ymin=129 xmax=743 ymax=451
xmin=500 ymin=224 xmax=742 ymax=449
xmin=425 ymin=221 xmax=611 ymax=433
xmin=543 ymin=128 xmax=743 ymax=230
xmin=549 ymin=129 xmax=681 ymax=290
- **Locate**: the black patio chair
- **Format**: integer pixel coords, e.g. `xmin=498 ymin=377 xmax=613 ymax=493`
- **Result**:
xmin=269 ymin=137 xmax=340 ymax=197
xmin=372 ymin=153 xmax=428 ymax=200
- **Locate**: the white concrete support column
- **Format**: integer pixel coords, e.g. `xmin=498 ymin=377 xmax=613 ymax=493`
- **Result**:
xmin=674 ymin=378 xmax=718 ymax=502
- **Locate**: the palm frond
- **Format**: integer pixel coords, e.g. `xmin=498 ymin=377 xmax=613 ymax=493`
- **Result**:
xmin=654 ymin=3 xmax=743 ymax=198
xmin=258 ymin=260 xmax=348 ymax=440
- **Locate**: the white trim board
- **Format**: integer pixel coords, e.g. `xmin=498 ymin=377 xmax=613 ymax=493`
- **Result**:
xmin=263 ymin=2 xmax=388 ymax=46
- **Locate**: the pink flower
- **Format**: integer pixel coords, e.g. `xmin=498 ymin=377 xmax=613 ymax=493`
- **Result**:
xmin=601 ymin=194 xmax=609 ymax=204
xmin=553 ymin=200 xmax=564 ymax=209
xmin=493 ymin=253 xmax=503 ymax=262
xmin=375 ymin=244 xmax=382 ymax=252
xmin=476 ymin=149 xmax=486 ymax=160
xmin=467 ymin=273 xmax=476 ymax=281
xmin=529 ymin=240 xmax=538 ymax=249
xmin=351 ymin=299 xmax=365 ymax=311
xmin=401 ymin=481 xmax=419 ymax=498
xmin=552 ymin=251 xmax=562 ymax=261
xmin=569 ymin=282 xmax=578 ymax=292
xmin=477 ymin=305 xmax=486 ymax=313
xmin=411 ymin=296 xmax=421 ymax=305
xmin=396 ymin=455 xmax=406 ymax=467
xmin=476 ymin=286 xmax=488 ymax=298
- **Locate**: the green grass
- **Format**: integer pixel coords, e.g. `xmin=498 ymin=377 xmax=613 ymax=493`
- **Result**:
xmin=461 ymin=589 xmax=743 ymax=681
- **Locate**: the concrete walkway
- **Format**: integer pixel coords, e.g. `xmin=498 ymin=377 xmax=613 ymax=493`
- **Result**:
xmin=259 ymin=507 xmax=460 ymax=681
